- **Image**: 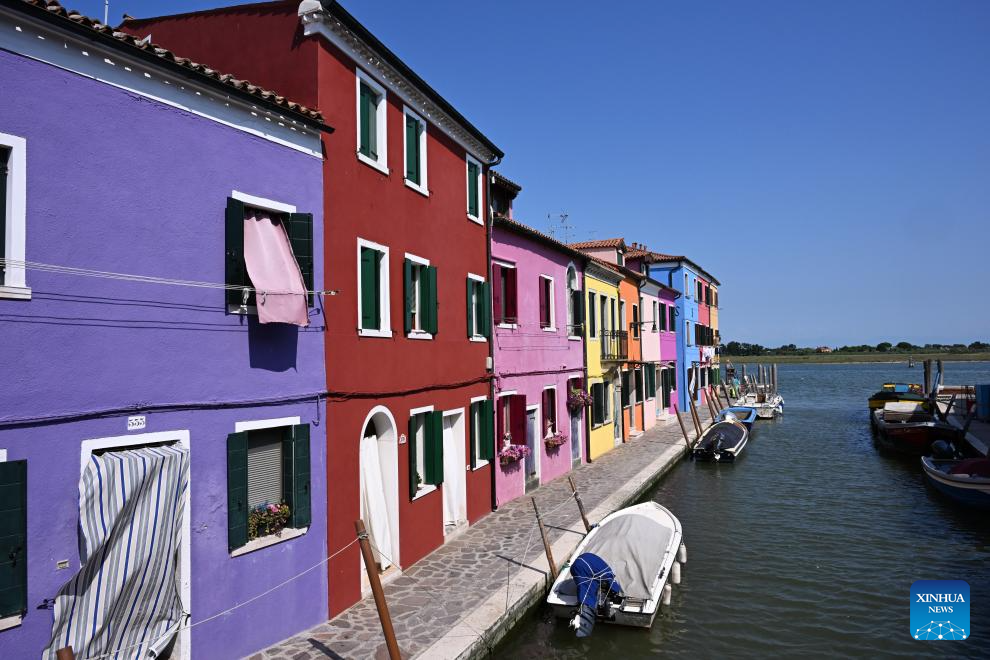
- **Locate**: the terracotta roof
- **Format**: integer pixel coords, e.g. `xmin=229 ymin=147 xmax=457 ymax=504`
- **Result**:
xmin=569 ymin=238 xmax=627 ymax=250
xmin=492 ymin=171 xmax=522 ymax=193
xmin=622 ymin=246 xmax=720 ymax=286
xmin=12 ymin=0 xmax=329 ymax=130
xmin=493 ymin=217 xmax=587 ymax=262
xmin=587 ymin=255 xmax=643 ymax=281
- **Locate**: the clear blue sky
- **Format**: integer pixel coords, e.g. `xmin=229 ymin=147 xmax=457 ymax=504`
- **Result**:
xmin=77 ymin=0 xmax=990 ymax=347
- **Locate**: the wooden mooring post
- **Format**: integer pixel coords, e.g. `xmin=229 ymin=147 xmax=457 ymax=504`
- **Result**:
xmin=356 ymin=519 xmax=402 ymax=660
xmin=687 ymin=392 xmax=704 ymax=436
xmin=568 ymin=476 xmax=592 ymax=532
xmin=532 ymin=498 xmax=558 ymax=581
xmin=673 ymin=404 xmax=693 ymax=450
xmin=923 ymin=360 xmax=932 ymax=395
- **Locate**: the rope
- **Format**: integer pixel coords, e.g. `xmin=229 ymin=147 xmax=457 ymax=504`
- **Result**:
xmin=77 ymin=536 xmax=361 ymax=660
xmin=0 ymin=258 xmax=335 ymax=297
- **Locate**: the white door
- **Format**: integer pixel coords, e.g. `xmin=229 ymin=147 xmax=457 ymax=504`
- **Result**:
xmin=360 ymin=432 xmax=393 ymax=570
xmin=441 ymin=412 xmax=466 ymax=535
xmin=570 ymin=411 xmax=582 ymax=464
xmin=525 ymin=407 xmax=539 ymax=492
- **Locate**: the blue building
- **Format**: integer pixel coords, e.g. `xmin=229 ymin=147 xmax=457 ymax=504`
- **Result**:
xmin=626 ymin=246 xmax=721 ymax=411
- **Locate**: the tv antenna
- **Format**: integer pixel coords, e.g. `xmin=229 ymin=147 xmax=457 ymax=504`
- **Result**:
xmin=547 ymin=212 xmax=573 ymax=243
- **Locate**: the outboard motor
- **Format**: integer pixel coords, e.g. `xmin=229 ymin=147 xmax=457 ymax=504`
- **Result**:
xmin=568 ymin=552 xmax=623 ymax=638
xmin=930 ymin=439 xmax=958 ymax=459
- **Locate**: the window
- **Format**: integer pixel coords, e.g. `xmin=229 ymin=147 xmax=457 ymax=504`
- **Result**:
xmin=645 ymin=365 xmax=656 ymax=400
xmin=0 ymin=458 xmax=26 ymax=623
xmin=600 ymin=295 xmax=609 ymax=334
xmin=652 ymin=301 xmax=659 ymax=332
xmin=697 ymin=280 xmax=703 ymax=300
xmin=686 ymin=320 xmax=692 ymax=345
xmin=542 ymin=388 xmax=557 ymax=436
xmin=661 ymin=368 xmax=673 ymax=409
xmin=659 ymin=302 xmax=667 ymax=332
xmin=616 ymin=251 xmax=624 ymax=267
xmin=358 ymin=240 xmax=390 ymax=336
xmin=631 ymin=304 xmax=639 ymax=338
xmin=635 ymin=368 xmax=644 ymax=404
xmin=469 ymin=399 xmax=495 ymax=468
xmin=0 ymin=133 xmax=27 ymax=298
xmin=466 ymin=275 xmax=491 ymax=340
xmin=403 ymin=254 xmax=437 ymax=337
xmin=539 ymin=275 xmax=554 ymax=330
xmin=403 ymin=106 xmax=428 ymax=195
xmin=567 ymin=266 xmax=582 ymax=337
xmin=621 ymin=371 xmax=631 ymax=408
xmin=586 ymin=291 xmax=597 ymax=337
xmin=591 ymin=382 xmax=606 ymax=427
xmin=356 ymin=69 xmax=388 ymax=173
xmin=669 ymin=305 xmax=676 ymax=333
xmin=492 ymin=262 xmax=518 ymax=325
xmin=409 ymin=410 xmax=443 ymax=499
xmin=224 ymin=194 xmax=314 ymax=319
xmin=684 ymin=273 xmax=689 ymax=297
xmin=466 ymin=155 xmax=483 ymax=223
xmin=619 ymin=301 xmax=626 ymax=334
xmin=227 ymin=423 xmax=311 ymax=552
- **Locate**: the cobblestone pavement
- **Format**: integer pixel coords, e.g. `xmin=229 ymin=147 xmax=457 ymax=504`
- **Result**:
xmin=252 ymin=410 xmax=709 ymax=660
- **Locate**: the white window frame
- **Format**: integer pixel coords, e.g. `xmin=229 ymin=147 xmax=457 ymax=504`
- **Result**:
xmin=493 ymin=259 xmax=517 ymax=329
xmin=466 ymin=154 xmax=484 ymax=225
xmin=619 ymin=300 xmax=626 ymax=335
xmin=402 ymin=105 xmax=428 ymax=196
xmin=469 ymin=395 xmax=489 ymax=470
xmin=230 ymin=416 xmax=308 ymax=556
xmin=686 ymin=320 xmax=692 ymax=346
xmin=539 ymin=274 xmax=556 ymax=332
xmin=646 ymin=364 xmax=656 ymax=401
xmin=410 ymin=405 xmax=437 ymax=499
xmin=404 ymin=252 xmax=432 ymax=340
xmin=467 ymin=272 xmax=487 ymax=342
xmin=684 ymin=272 xmax=690 ymax=298
xmin=542 ymin=385 xmax=558 ymax=437
xmin=355 ymin=68 xmax=389 ymax=175
xmin=0 ymin=132 xmax=28 ymax=299
xmin=587 ymin=290 xmax=597 ymax=340
xmin=357 ymin=237 xmax=392 ymax=338
xmin=79 ymin=430 xmax=192 ymax=659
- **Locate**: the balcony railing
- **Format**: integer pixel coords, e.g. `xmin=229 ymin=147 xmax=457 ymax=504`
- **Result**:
xmin=601 ymin=330 xmax=628 ymax=361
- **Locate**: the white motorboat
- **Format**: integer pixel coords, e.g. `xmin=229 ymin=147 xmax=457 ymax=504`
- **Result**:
xmin=547 ymin=502 xmax=685 ymax=636
xmin=735 ymin=391 xmax=784 ymax=418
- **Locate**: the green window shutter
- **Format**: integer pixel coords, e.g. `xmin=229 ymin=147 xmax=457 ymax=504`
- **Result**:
xmin=0 ymin=460 xmax=27 ymax=619
xmin=426 ymin=265 xmax=438 ymax=335
xmin=405 ymin=115 xmax=420 ymax=184
xmin=287 ymin=212 xmax=314 ymax=306
xmin=404 ymin=259 xmax=415 ymax=334
xmin=481 ymin=399 xmax=495 ymax=461
xmin=290 ymin=424 xmax=312 ymax=528
xmin=466 ymin=277 xmax=474 ymax=338
xmin=225 ymin=197 xmax=248 ymax=310
xmin=424 ymin=411 xmax=444 ymax=485
xmin=467 ymin=161 xmax=479 ymax=217
xmin=621 ymin=373 xmax=630 ymax=408
xmin=226 ymin=432 xmax=249 ymax=551
xmin=481 ymin=281 xmax=492 ymax=338
xmin=359 ymin=83 xmax=378 ymax=159
xmin=469 ymin=401 xmax=479 ymax=468
xmin=360 ymin=247 xmax=381 ymax=330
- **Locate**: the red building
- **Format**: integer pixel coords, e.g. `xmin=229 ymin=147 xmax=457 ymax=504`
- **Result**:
xmin=123 ymin=0 xmax=503 ymax=616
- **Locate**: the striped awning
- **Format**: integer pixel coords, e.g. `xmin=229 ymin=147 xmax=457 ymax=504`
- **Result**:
xmin=45 ymin=445 xmax=189 ymax=659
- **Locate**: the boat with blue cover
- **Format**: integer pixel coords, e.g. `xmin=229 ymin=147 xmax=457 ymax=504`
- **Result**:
xmin=717 ymin=406 xmax=758 ymax=429
xmin=547 ymin=502 xmax=685 ymax=636
xmin=921 ymin=456 xmax=990 ymax=509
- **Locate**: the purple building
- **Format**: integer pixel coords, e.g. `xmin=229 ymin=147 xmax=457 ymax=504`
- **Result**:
xmin=490 ymin=175 xmax=587 ymax=505
xmin=0 ymin=2 xmax=330 ymax=658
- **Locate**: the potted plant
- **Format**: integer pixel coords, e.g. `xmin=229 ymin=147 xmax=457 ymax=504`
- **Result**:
xmin=248 ymin=502 xmax=291 ymax=540
xmin=544 ymin=432 xmax=567 ymax=449
xmin=498 ymin=443 xmax=531 ymax=466
xmin=567 ymin=389 xmax=592 ymax=412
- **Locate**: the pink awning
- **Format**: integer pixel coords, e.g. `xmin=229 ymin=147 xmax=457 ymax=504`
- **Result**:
xmin=243 ymin=210 xmax=310 ymax=327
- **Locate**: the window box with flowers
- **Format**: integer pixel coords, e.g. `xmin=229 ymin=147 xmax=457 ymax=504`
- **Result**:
xmin=567 ymin=389 xmax=592 ymax=413
xmin=248 ymin=502 xmax=291 ymax=541
xmin=544 ymin=432 xmax=567 ymax=449
xmin=498 ymin=434 xmax=531 ymax=466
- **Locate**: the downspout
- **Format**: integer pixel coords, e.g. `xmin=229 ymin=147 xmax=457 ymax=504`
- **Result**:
xmin=485 ymin=156 xmax=501 ymax=511
xmin=581 ymin=258 xmax=591 ymax=463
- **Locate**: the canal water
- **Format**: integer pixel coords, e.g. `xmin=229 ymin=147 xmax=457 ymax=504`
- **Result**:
xmin=497 ymin=361 xmax=990 ymax=658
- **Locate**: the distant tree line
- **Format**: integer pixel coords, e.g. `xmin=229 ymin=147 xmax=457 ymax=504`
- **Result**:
xmin=724 ymin=340 xmax=990 ymax=356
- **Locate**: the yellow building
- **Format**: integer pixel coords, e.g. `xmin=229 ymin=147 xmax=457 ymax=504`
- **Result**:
xmin=583 ymin=260 xmax=624 ymax=460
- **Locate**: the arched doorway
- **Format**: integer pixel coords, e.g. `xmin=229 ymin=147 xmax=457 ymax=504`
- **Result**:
xmin=358 ymin=406 xmax=399 ymax=591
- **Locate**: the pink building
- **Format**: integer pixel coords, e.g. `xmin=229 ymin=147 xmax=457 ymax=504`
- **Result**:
xmin=490 ymin=175 xmax=587 ymax=505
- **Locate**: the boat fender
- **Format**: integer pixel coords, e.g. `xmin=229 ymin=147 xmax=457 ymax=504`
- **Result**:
xmin=678 ymin=543 xmax=687 ymax=564
xmin=662 ymin=584 xmax=672 ymax=607
xmin=671 ymin=561 xmax=682 ymax=585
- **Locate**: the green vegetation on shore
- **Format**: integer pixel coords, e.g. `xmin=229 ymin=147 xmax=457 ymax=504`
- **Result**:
xmin=723 ymin=352 xmax=990 ymax=364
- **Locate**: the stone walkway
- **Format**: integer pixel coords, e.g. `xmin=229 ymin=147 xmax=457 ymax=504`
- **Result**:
xmin=252 ymin=409 xmax=709 ymax=660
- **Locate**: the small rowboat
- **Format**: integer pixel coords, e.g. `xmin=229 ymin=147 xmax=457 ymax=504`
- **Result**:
xmin=872 ymin=403 xmax=957 ymax=455
xmin=716 ymin=406 xmax=758 ymax=430
xmin=547 ymin=502 xmax=685 ymax=636
xmin=692 ymin=417 xmax=749 ymax=462
xmin=921 ymin=457 xmax=990 ymax=509
xmin=734 ymin=392 xmax=784 ymax=418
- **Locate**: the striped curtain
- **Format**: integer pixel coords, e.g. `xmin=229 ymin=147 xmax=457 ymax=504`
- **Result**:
xmin=45 ymin=445 xmax=189 ymax=660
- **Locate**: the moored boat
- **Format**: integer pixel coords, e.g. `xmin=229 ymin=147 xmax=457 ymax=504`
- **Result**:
xmin=868 ymin=384 xmax=926 ymax=412
xmin=547 ymin=502 xmax=684 ymax=636
xmin=872 ymin=403 xmax=957 ymax=455
xmin=921 ymin=456 xmax=990 ymax=509
xmin=716 ymin=406 xmax=758 ymax=429
xmin=692 ymin=417 xmax=749 ymax=462
xmin=734 ymin=392 xmax=784 ymax=419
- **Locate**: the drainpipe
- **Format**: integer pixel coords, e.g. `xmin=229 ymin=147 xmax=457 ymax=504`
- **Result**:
xmin=581 ymin=259 xmax=591 ymax=463
xmin=485 ymin=157 xmax=501 ymax=511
